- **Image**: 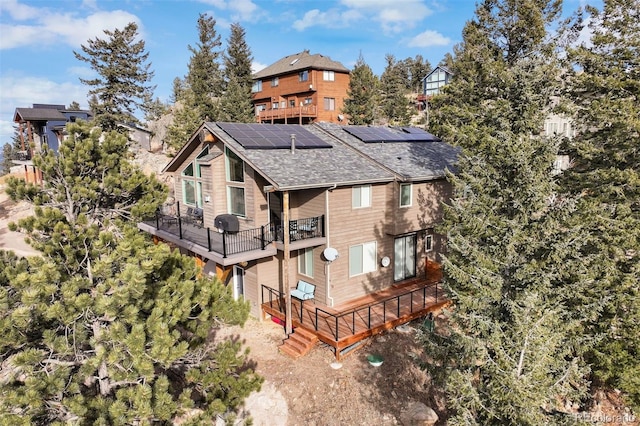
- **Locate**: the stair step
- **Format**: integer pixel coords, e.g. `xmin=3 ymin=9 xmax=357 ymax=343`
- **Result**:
xmin=278 ymin=343 xmax=303 ymax=359
xmin=292 ymin=327 xmax=318 ymax=342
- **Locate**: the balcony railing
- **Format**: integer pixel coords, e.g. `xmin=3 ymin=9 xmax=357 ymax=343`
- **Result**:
xmin=13 ymin=150 xmax=32 ymax=161
xmin=257 ymin=105 xmax=317 ymax=121
xmin=145 ymin=205 xmax=325 ymax=258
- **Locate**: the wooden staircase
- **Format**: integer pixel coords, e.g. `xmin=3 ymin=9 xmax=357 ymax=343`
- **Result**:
xmin=279 ymin=327 xmax=319 ymax=359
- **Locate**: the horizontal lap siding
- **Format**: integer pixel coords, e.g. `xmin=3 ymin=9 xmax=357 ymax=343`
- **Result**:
xmin=327 ymin=184 xmax=394 ymax=306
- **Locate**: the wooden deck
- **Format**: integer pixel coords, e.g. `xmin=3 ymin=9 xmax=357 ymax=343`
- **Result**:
xmin=262 ymin=262 xmax=450 ymax=359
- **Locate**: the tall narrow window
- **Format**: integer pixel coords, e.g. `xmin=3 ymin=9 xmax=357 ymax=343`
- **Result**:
xmin=227 ymin=186 xmax=246 ymax=217
xmin=271 ymin=77 xmax=279 ymax=87
xmin=299 ymin=70 xmax=309 ymax=82
xmin=400 ymin=183 xmax=412 ymax=207
xmin=225 ymin=147 xmax=244 ymax=183
xmin=298 ymin=248 xmax=314 ymax=277
xmin=252 ymin=80 xmax=262 ymax=92
xmin=352 ymin=185 xmax=371 ymax=208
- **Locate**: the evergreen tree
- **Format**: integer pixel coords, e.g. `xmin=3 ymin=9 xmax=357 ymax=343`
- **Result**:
xmin=0 ymin=229 xmax=261 ymax=424
xmin=1 ymin=130 xmax=24 ymax=175
xmin=68 ymin=101 xmax=81 ymax=110
xmin=165 ymin=89 xmax=202 ymax=152
xmin=563 ymin=0 xmax=640 ymax=410
xmin=186 ymin=13 xmax=223 ymax=121
xmin=142 ymin=93 xmax=169 ymax=122
xmin=342 ymin=53 xmax=379 ymax=125
xmin=399 ymin=55 xmax=432 ymax=93
xmin=171 ymin=77 xmax=187 ymax=104
xmin=221 ymin=23 xmax=255 ymax=122
xmin=379 ymin=54 xmax=412 ymax=125
xmin=74 ymin=22 xmax=155 ymax=132
xmin=419 ymin=1 xmax=592 ymax=423
xmin=1 ymin=121 xmax=262 ymax=423
xmin=439 ymin=52 xmax=455 ymax=70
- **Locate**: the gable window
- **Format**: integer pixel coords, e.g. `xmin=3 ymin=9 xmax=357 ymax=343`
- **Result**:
xmin=252 ymin=80 xmax=262 ymax=92
xmin=299 ymin=70 xmax=309 ymax=82
xmin=271 ymin=77 xmax=279 ymax=87
xmin=400 ymin=183 xmax=412 ymax=207
xmin=349 ymin=242 xmax=377 ymax=277
xmin=181 ymin=162 xmax=201 ymax=206
xmin=323 ymin=97 xmax=335 ymax=111
xmin=352 ymin=185 xmax=371 ymax=208
xmin=323 ymin=70 xmax=335 ymax=81
xmin=196 ymin=146 xmax=209 ymax=178
xmin=298 ymin=248 xmax=314 ymax=277
xmin=225 ymin=147 xmax=244 ymax=183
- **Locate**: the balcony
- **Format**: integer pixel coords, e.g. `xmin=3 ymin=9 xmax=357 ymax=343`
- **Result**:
xmin=138 ymin=208 xmax=326 ymax=266
xmin=257 ymin=105 xmax=317 ymax=122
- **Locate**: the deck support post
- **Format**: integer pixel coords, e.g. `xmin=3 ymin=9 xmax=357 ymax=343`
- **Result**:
xmin=283 ymin=191 xmax=293 ymax=335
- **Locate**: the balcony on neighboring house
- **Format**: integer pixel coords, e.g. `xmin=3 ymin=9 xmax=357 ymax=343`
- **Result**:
xmin=138 ymin=202 xmax=326 ymax=266
xmin=257 ymin=105 xmax=317 ymax=123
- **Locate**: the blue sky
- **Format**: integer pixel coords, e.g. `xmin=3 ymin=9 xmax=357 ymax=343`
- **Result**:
xmin=0 ymin=0 xmax=589 ymax=144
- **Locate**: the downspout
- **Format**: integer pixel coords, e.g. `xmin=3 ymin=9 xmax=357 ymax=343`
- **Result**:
xmin=325 ymin=183 xmax=336 ymax=307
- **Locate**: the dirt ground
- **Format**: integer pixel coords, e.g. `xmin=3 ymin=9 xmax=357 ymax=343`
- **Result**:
xmin=217 ymin=317 xmax=444 ymax=426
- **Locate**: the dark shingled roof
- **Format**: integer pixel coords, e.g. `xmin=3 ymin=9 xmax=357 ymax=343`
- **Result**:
xmin=14 ymin=107 xmax=67 ymax=122
xmin=316 ymin=123 xmax=460 ymax=181
xmin=253 ymin=50 xmax=349 ymax=80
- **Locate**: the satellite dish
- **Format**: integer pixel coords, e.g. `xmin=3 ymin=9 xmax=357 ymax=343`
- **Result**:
xmin=381 ymin=256 xmax=391 ymax=267
xmin=323 ymin=247 xmax=339 ymax=262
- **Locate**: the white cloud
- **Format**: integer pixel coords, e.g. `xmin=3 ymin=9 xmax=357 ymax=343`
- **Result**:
xmin=293 ymin=8 xmax=361 ymax=31
xmin=407 ymin=30 xmax=452 ymax=47
xmin=0 ymin=0 xmax=39 ymax=20
xmin=197 ymin=0 xmax=261 ymax=21
xmin=251 ymin=61 xmax=268 ymax=73
xmin=340 ymin=0 xmax=433 ymax=33
xmin=0 ymin=5 xmax=141 ymax=51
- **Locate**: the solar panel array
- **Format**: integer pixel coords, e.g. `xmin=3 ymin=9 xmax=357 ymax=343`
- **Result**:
xmin=343 ymin=126 xmax=441 ymax=143
xmin=217 ymin=123 xmax=332 ymax=150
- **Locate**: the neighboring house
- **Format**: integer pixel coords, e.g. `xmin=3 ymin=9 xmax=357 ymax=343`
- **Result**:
xmin=13 ymin=104 xmax=93 ymax=183
xmin=421 ymin=66 xmax=454 ymax=98
xmin=139 ymin=122 xmax=458 ymax=358
xmin=252 ymin=50 xmax=350 ymax=124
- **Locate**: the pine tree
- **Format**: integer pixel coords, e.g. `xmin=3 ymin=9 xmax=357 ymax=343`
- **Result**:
xmin=418 ymin=1 xmax=592 ymax=423
xmin=399 ymin=55 xmax=432 ymax=93
xmin=342 ymin=53 xmax=379 ymax=125
xmin=0 ymin=229 xmax=261 ymax=424
xmin=0 ymin=122 xmax=262 ymax=423
xmin=563 ymin=0 xmax=640 ymax=410
xmin=220 ymin=23 xmax=255 ymax=123
xmin=186 ymin=13 xmax=223 ymax=121
xmin=380 ymin=54 xmax=411 ymax=125
xmin=1 ymin=129 xmax=24 ymax=175
xmin=165 ymin=90 xmax=203 ymax=152
xmin=74 ymin=22 xmax=155 ymax=132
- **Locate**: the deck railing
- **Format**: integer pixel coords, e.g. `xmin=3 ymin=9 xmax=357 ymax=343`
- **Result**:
xmin=273 ymin=215 xmax=325 ymax=242
xmin=315 ymin=283 xmax=439 ymax=341
xmin=261 ymin=281 xmax=440 ymax=342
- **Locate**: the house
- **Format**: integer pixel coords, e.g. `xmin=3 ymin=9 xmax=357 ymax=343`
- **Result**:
xmin=13 ymin=104 xmax=93 ymax=183
xmin=421 ymin=66 xmax=454 ymax=98
xmin=252 ymin=50 xmax=350 ymax=124
xmin=139 ymin=122 xmax=459 ymax=358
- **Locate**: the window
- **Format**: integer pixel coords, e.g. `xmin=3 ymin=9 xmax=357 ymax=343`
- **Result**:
xmin=271 ymin=77 xmax=279 ymax=87
xmin=352 ymin=185 xmax=371 ymax=208
xmin=299 ymin=70 xmax=309 ymax=82
xmin=196 ymin=146 xmax=209 ymax=178
xmin=252 ymin=80 xmax=262 ymax=92
xmin=350 ymin=242 xmax=377 ymax=277
xmin=272 ymin=102 xmax=279 ymax=109
xmin=323 ymin=97 xmax=335 ymax=111
xmin=227 ymin=186 xmax=246 ymax=217
xmin=298 ymin=248 xmax=314 ymax=277
xmin=304 ymin=97 xmax=312 ymax=105
xmin=289 ymin=100 xmax=296 ymax=108
xmin=183 ymin=179 xmax=197 ymax=205
xmin=400 ymin=183 xmax=412 ymax=207
xmin=323 ymin=70 xmax=335 ymax=81
xmin=225 ymin=147 xmax=244 ymax=183
xmin=424 ymin=234 xmax=433 ymax=252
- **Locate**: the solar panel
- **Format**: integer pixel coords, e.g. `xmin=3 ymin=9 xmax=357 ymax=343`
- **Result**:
xmin=343 ymin=126 xmax=441 ymax=143
xmin=217 ymin=123 xmax=332 ymax=149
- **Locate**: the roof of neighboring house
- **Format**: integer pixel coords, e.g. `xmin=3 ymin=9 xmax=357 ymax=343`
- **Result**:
xmin=164 ymin=122 xmax=459 ymax=191
xmin=317 ymin=123 xmax=459 ymax=181
xmin=253 ymin=50 xmax=350 ymax=80
xmin=14 ymin=107 xmax=67 ymax=122
xmin=14 ymin=105 xmax=93 ymax=122
xmin=421 ymin=65 xmax=454 ymax=82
